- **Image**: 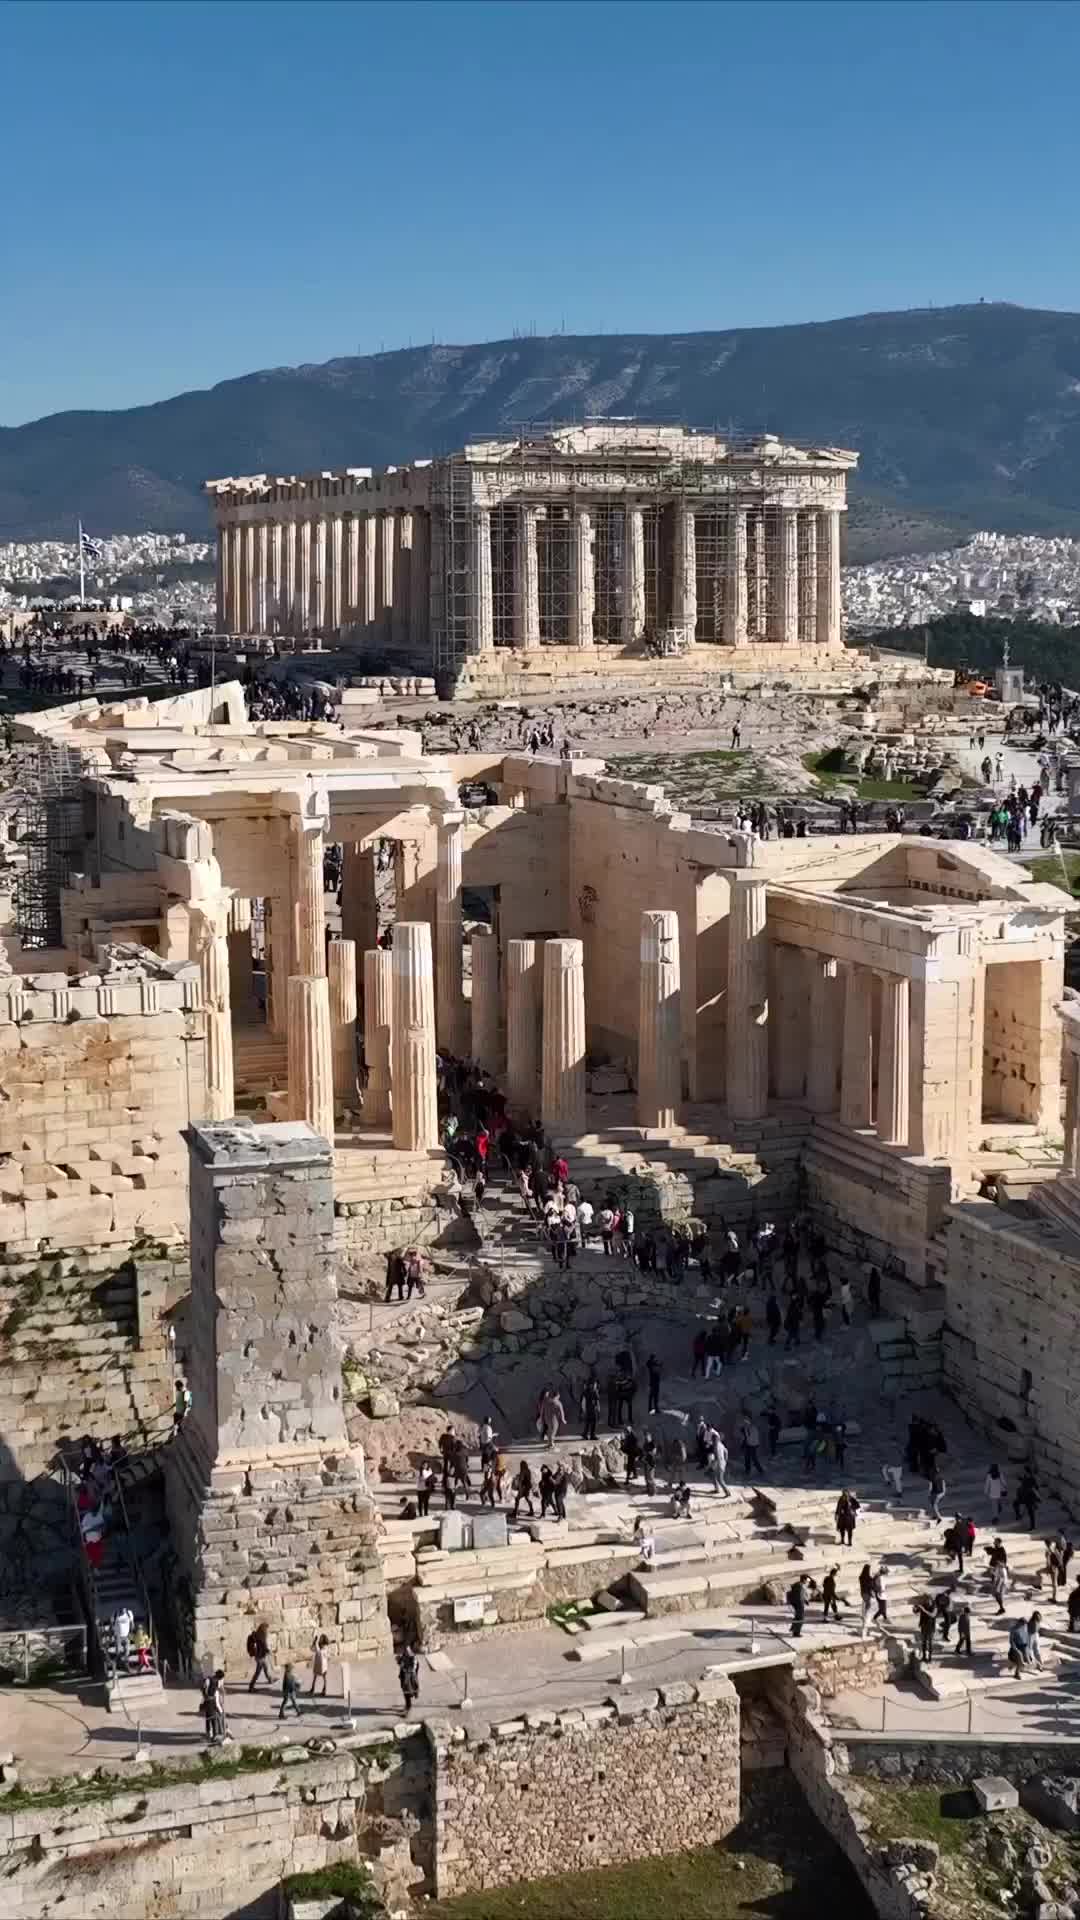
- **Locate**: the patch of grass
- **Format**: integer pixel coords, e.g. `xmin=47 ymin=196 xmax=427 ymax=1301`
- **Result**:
xmin=428 ymin=1775 xmax=873 ymax=1919
xmin=1025 ymin=849 xmax=1080 ymax=892
xmin=852 ymin=777 xmax=928 ymax=801
xmin=283 ymin=1861 xmax=382 ymax=1912
xmin=0 ymin=1743 xmax=285 ymax=1813
xmin=606 ymin=749 xmax=767 ymax=802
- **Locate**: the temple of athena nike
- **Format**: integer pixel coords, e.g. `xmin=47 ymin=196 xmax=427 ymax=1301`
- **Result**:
xmin=206 ymin=423 xmax=857 ymax=691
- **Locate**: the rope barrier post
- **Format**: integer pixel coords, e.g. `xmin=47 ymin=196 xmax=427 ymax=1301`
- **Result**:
xmin=966 ymin=1694 xmax=974 ymax=1735
xmin=881 ymin=1693 xmax=886 ymax=1733
xmin=21 ymin=1634 xmax=29 ymax=1685
xmin=619 ymin=1641 xmax=633 ymax=1688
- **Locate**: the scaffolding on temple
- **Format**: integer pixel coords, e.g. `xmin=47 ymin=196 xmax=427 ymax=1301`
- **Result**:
xmin=10 ymin=742 xmax=86 ymax=950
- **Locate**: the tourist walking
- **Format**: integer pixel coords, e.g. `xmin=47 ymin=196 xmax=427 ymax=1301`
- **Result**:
xmin=859 ymin=1563 xmax=874 ymax=1637
xmin=987 ymin=1538 xmax=1009 ymax=1615
xmin=914 ymin=1596 xmax=936 ymax=1664
xmin=928 ymin=1468 xmax=947 ymax=1522
xmin=310 ymin=1635 xmax=330 ymax=1697
xmin=740 ymin=1414 xmax=763 ymax=1476
xmin=872 ymin=1566 xmax=889 ymax=1624
xmin=822 ymin=1565 xmax=841 ymax=1621
xmin=278 ymin=1664 xmax=303 ymax=1720
xmin=512 ymin=1461 xmax=535 ymax=1518
xmin=835 ymin=1489 xmax=859 ymax=1547
xmin=581 ymin=1369 xmax=601 ymax=1441
xmin=955 ymin=1604 xmax=973 ymax=1658
xmin=1015 ymin=1468 xmax=1040 ymax=1530
xmin=788 ymin=1573 xmax=810 ymax=1638
xmin=398 ymin=1644 xmax=421 ymax=1715
xmin=706 ymin=1426 xmax=731 ymax=1498
xmin=984 ymin=1463 xmax=1007 ymax=1523
xmin=646 ymin=1354 xmax=662 ymax=1416
xmin=246 ymin=1623 xmax=273 ymax=1690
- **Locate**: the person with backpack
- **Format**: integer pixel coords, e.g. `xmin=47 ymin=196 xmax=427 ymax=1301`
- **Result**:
xmin=788 ymin=1573 xmax=810 ymax=1638
xmin=511 ymin=1460 xmax=535 ymax=1519
xmin=398 ymin=1643 xmax=421 ymax=1715
xmin=201 ymin=1669 xmax=224 ymax=1743
xmin=246 ymin=1622 xmax=273 ymax=1690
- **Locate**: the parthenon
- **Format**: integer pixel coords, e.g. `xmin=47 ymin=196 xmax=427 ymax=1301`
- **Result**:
xmin=206 ymin=423 xmax=857 ymax=684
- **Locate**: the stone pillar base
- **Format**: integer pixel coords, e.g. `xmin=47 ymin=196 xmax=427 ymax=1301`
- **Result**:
xmin=164 ymin=1436 xmax=389 ymax=1671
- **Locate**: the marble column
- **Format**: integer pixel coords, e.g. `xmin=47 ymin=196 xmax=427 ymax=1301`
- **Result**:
xmin=877 ymin=974 xmax=910 ymax=1147
xmin=769 ymin=507 xmax=799 ymax=643
xmin=770 ymin=944 xmax=807 ymax=1101
xmin=377 ymin=511 xmax=395 ymax=641
xmin=390 ymin=921 xmax=439 ymax=1151
xmin=292 ymin=821 xmax=326 ymax=977
xmin=723 ymin=505 xmax=748 ymax=646
xmin=299 ymin=521 xmax=312 ymax=635
xmin=270 ymin=521 xmax=284 ymax=632
xmin=362 ymin=513 xmax=377 ymax=629
xmin=568 ymin=505 xmax=595 ymax=648
xmin=216 ymin=525 xmax=228 ymax=630
xmin=313 ymin=517 xmax=327 ymax=639
xmin=505 ymin=937 xmax=540 ymax=1112
xmin=840 ymin=963 xmax=874 ymax=1129
xmin=329 ymin=513 xmax=344 ymax=632
xmin=750 ymin=512 xmax=767 ymax=639
xmin=637 ymin=909 xmax=681 ymax=1131
xmin=393 ymin=511 xmax=412 ymax=649
xmin=254 ymin=522 xmax=269 ymax=633
xmin=435 ymin=815 xmax=465 ymax=1052
xmin=227 ymin=894 xmax=255 ymax=1022
xmin=515 ymin=504 xmax=541 ymax=648
xmin=240 ymin=522 xmax=254 ymax=632
xmin=470 ymin=927 xmax=501 ymax=1073
xmin=344 ymin=513 xmax=360 ymax=622
xmin=817 ymin=507 xmax=842 ymax=647
xmin=227 ymin=524 xmax=242 ymax=630
xmin=726 ymin=877 xmax=769 ymax=1121
xmin=673 ymin=501 xmax=697 ymax=637
xmin=409 ymin=509 xmax=429 ymax=651
xmin=469 ymin=507 xmax=494 ymax=653
xmin=342 ymin=842 xmax=378 ymax=956
xmin=623 ymin=505 xmax=646 ymax=643
xmin=541 ymin=938 xmax=586 ymax=1136
xmin=266 ymin=896 xmax=291 ymax=1036
xmin=362 ymin=946 xmax=393 ymax=1127
xmin=287 ymin=975 xmax=334 ymax=1145
xmin=328 ymin=936 xmax=358 ymax=1107
xmin=197 ymin=908 xmax=234 ymax=1122
xmin=806 ymin=956 xmax=842 ymax=1113
xmin=798 ymin=511 xmax=818 ymax=645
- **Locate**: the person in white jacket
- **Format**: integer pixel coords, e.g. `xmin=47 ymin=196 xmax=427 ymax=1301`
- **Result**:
xmin=985 ymin=1463 xmax=1007 ymax=1522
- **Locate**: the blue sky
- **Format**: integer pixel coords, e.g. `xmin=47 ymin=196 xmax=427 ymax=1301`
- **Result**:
xmin=2 ymin=0 xmax=1078 ymax=425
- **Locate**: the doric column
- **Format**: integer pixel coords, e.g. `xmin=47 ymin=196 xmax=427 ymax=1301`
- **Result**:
xmin=726 ymin=877 xmax=769 ymax=1121
xmin=568 ymin=505 xmax=595 ymax=648
xmin=287 ymin=520 xmax=300 ymax=634
xmin=723 ymin=505 xmax=748 ymax=647
xmin=328 ymin=936 xmax=358 ymax=1108
xmin=329 ymin=513 xmax=344 ymax=632
xmin=287 ymin=975 xmax=334 ymax=1145
xmin=227 ymin=524 xmax=242 ymax=630
xmin=409 ymin=509 xmax=429 ymax=650
xmin=469 ymin=507 xmax=494 ymax=653
xmin=541 ymin=938 xmax=586 ymax=1136
xmin=377 ymin=510 xmax=395 ymax=641
xmin=637 ymin=909 xmax=681 ymax=1131
xmin=672 ymin=500 xmax=697 ymax=637
xmin=515 ymin=504 xmax=541 ymax=648
xmin=266 ymin=895 xmax=291 ymax=1036
xmin=292 ymin=820 xmax=326 ymax=977
xmin=216 ymin=523 xmax=228 ymax=630
xmin=771 ymin=944 xmax=807 ymax=1100
xmin=470 ymin=927 xmax=501 ymax=1073
xmin=393 ymin=511 xmax=412 ymax=649
xmin=769 ymin=506 xmax=799 ymax=643
xmin=269 ymin=521 xmax=284 ymax=631
xmin=390 ymin=922 xmax=439 ymax=1150
xmin=877 ymin=974 xmax=910 ymax=1147
xmin=623 ymin=505 xmax=646 ymax=642
xmin=362 ymin=513 xmax=377 ymax=628
xmin=241 ymin=522 xmax=255 ymax=632
xmin=435 ymin=815 xmax=465 ymax=1052
xmin=299 ymin=520 xmax=312 ymax=634
xmin=196 ymin=908 xmax=234 ymax=1122
xmin=505 ymin=937 xmax=539 ymax=1112
xmin=362 ymin=947 xmax=392 ymax=1127
xmin=344 ymin=513 xmax=360 ymax=621
xmin=817 ymin=506 xmax=842 ymax=647
xmin=806 ymin=956 xmax=841 ymax=1113
xmin=313 ymin=517 xmax=327 ymax=637
xmin=227 ymin=894 xmax=255 ymax=1022
xmin=341 ymin=842 xmax=378 ymax=955
xmin=798 ymin=511 xmax=818 ymax=645
xmin=252 ymin=521 xmax=267 ymax=632
xmin=751 ymin=512 xmax=767 ymax=639
xmin=840 ymin=964 xmax=874 ymax=1128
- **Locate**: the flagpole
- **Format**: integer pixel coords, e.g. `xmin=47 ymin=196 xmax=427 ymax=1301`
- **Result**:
xmin=78 ymin=520 xmax=85 ymax=607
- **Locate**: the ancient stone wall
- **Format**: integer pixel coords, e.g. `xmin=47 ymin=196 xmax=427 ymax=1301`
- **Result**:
xmin=0 ymin=968 xmax=206 ymax=1254
xmin=427 ymin=1678 xmax=740 ymax=1900
xmin=943 ymin=1201 xmax=1080 ymax=1506
xmin=0 ymin=1736 xmax=427 ymax=1920
xmin=846 ymin=1736 xmax=1080 ymax=1785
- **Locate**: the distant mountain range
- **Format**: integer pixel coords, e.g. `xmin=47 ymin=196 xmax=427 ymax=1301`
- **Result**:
xmin=6 ymin=303 xmax=1080 ymax=557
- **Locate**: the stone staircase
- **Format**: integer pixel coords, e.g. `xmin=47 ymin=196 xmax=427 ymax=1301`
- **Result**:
xmin=554 ymin=1109 xmax=803 ymax=1234
xmin=232 ymin=1024 xmax=287 ymax=1102
xmin=333 ymin=1143 xmax=445 ymax=1254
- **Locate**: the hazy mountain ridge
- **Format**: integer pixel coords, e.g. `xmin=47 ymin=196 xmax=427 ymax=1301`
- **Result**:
xmin=5 ymin=303 xmax=1080 ymax=546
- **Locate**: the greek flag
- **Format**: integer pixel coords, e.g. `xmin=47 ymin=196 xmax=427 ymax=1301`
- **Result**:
xmin=79 ymin=528 xmax=103 ymax=560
